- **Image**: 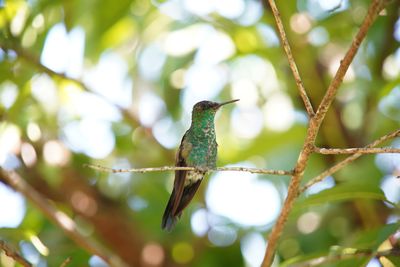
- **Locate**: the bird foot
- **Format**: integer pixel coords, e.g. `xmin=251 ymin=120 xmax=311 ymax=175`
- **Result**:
xmin=195 ymin=166 xmax=209 ymax=173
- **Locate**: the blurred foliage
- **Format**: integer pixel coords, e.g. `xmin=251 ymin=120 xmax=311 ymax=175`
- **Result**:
xmin=0 ymin=0 xmax=400 ymax=266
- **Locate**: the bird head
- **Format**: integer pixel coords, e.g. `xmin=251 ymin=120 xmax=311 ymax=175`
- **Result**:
xmin=192 ymin=99 xmax=239 ymax=113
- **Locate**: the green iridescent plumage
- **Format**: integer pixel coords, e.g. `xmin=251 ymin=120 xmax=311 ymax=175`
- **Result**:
xmin=162 ymin=99 xmax=239 ymax=231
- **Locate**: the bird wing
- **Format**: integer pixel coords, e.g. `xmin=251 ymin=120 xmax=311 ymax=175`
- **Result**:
xmin=175 ymin=178 xmax=202 ymax=215
xmin=171 ymin=131 xmax=192 ymax=215
xmin=161 ymin=132 xmax=193 ymax=230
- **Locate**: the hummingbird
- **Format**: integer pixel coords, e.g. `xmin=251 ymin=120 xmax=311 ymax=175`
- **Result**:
xmin=161 ymin=99 xmax=239 ymax=231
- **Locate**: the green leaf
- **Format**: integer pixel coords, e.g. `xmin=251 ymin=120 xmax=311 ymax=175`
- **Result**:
xmin=355 ymin=223 xmax=400 ymax=265
xmin=355 ymin=223 xmax=400 ymax=250
xmin=294 ymin=182 xmax=389 ymax=211
xmin=280 ymin=224 xmax=400 ymax=267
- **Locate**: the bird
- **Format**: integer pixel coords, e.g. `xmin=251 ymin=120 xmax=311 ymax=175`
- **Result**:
xmin=161 ymin=99 xmax=239 ymax=231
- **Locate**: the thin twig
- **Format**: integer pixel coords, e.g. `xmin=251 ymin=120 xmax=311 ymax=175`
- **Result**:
xmin=0 ymin=240 xmax=32 ymax=267
xmin=290 ymin=248 xmax=400 ymax=267
xmin=301 ymin=129 xmax=400 ymax=193
xmin=266 ymin=0 xmax=315 ymax=117
xmin=60 ymin=257 xmax=72 ymax=267
xmin=261 ymin=0 xmax=387 ymax=266
xmin=84 ymin=164 xmax=294 ymax=176
xmin=314 ymin=147 xmax=400 ymax=154
xmin=0 ymin=169 xmax=129 ymax=267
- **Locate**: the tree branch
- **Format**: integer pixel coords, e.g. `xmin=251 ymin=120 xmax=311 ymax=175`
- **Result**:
xmin=314 ymin=147 xmax=400 ymax=154
xmin=0 ymin=168 xmax=129 ymax=267
xmin=84 ymin=164 xmax=294 ymax=176
xmin=301 ymin=129 xmax=400 ymax=193
xmin=265 ymin=0 xmax=315 ymax=117
xmin=261 ymin=1 xmax=388 ymax=266
xmin=0 ymin=240 xmax=32 ymax=267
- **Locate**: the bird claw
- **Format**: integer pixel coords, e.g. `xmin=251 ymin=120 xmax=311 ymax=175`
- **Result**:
xmin=195 ymin=167 xmax=209 ymax=173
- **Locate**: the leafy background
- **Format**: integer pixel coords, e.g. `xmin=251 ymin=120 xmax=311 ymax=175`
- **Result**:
xmin=0 ymin=0 xmax=400 ymax=266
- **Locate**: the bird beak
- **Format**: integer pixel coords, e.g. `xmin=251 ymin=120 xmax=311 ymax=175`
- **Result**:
xmin=216 ymin=99 xmax=239 ymax=109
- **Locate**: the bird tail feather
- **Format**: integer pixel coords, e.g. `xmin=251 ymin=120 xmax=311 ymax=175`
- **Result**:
xmin=161 ymin=190 xmax=179 ymax=231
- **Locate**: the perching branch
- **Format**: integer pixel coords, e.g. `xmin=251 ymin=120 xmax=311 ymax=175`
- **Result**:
xmin=265 ymin=0 xmax=315 ymax=117
xmin=0 ymin=240 xmax=32 ymax=267
xmin=314 ymin=147 xmax=400 ymax=155
xmin=85 ymin=164 xmax=294 ymax=176
xmin=261 ymin=0 xmax=388 ymax=266
xmin=301 ymin=129 xmax=400 ymax=193
xmin=0 ymin=168 xmax=129 ymax=267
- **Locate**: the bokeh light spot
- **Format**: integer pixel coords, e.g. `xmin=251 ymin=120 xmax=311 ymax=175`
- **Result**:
xmin=191 ymin=208 xmax=209 ymax=236
xmin=305 ymin=176 xmax=335 ymax=195
xmin=231 ymin=106 xmax=263 ymax=139
xmin=0 ymin=123 xmax=21 ymax=165
xmin=27 ymin=122 xmax=41 ymax=142
xmin=20 ymin=241 xmax=40 ymax=265
xmin=163 ymin=24 xmax=207 ymax=57
xmin=172 ymin=242 xmax=194 ymax=264
xmin=240 ymin=232 xmax=266 ymax=267
xmin=381 ymin=175 xmax=400 ymax=204
xmin=308 ymin=26 xmax=329 ymax=46
xmin=234 ymin=29 xmax=258 ymax=53
xmin=31 ymin=74 xmax=59 ymax=113
xmin=0 ymin=81 xmax=18 ymax=108
xmin=89 ymin=255 xmax=108 ymax=267
xmin=62 ymin=119 xmax=115 ymax=159
xmin=297 ymin=211 xmax=321 ymax=234
xmin=21 ymin=142 xmax=37 ymax=167
xmin=257 ymin=24 xmax=280 ymax=47
xmin=10 ymin=3 xmax=28 ymax=36
xmin=183 ymin=0 xmax=214 ymax=17
xmin=342 ymin=102 xmax=363 ymax=130
xmin=206 ymin=170 xmax=281 ymax=226
xmin=84 ymin=52 xmax=132 ymax=108
xmin=30 ymin=236 xmax=49 ymax=256
xmin=170 ymin=68 xmax=186 ymax=89
xmin=128 ymin=196 xmax=148 ymax=211
xmin=139 ymin=43 xmax=166 ymax=81
xmin=237 ymin=0 xmax=263 ymax=26
xmin=32 ymin=14 xmax=44 ymax=29
xmin=382 ymin=54 xmax=400 ymax=80
xmin=208 ymin=225 xmax=237 ymax=247
xmin=215 ymin=0 xmax=245 ymax=19
xmin=0 ymin=183 xmax=25 ymax=227
xmin=378 ymin=86 xmax=400 ymax=121
xmin=55 ymin=211 xmax=75 ymax=231
xmin=142 ymin=242 xmax=164 ymax=266
xmin=263 ymin=92 xmax=295 ymax=132
xmin=43 ymin=140 xmax=70 ymax=166
xmin=279 ymin=238 xmax=300 ymax=259
xmin=138 ymin=92 xmax=165 ymax=127
xmin=195 ymin=29 xmax=235 ymax=65
xmin=71 ymin=191 xmax=98 ymax=217
xmin=231 ymin=79 xmax=258 ymax=107
xmin=290 ymin=13 xmax=312 ymax=34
